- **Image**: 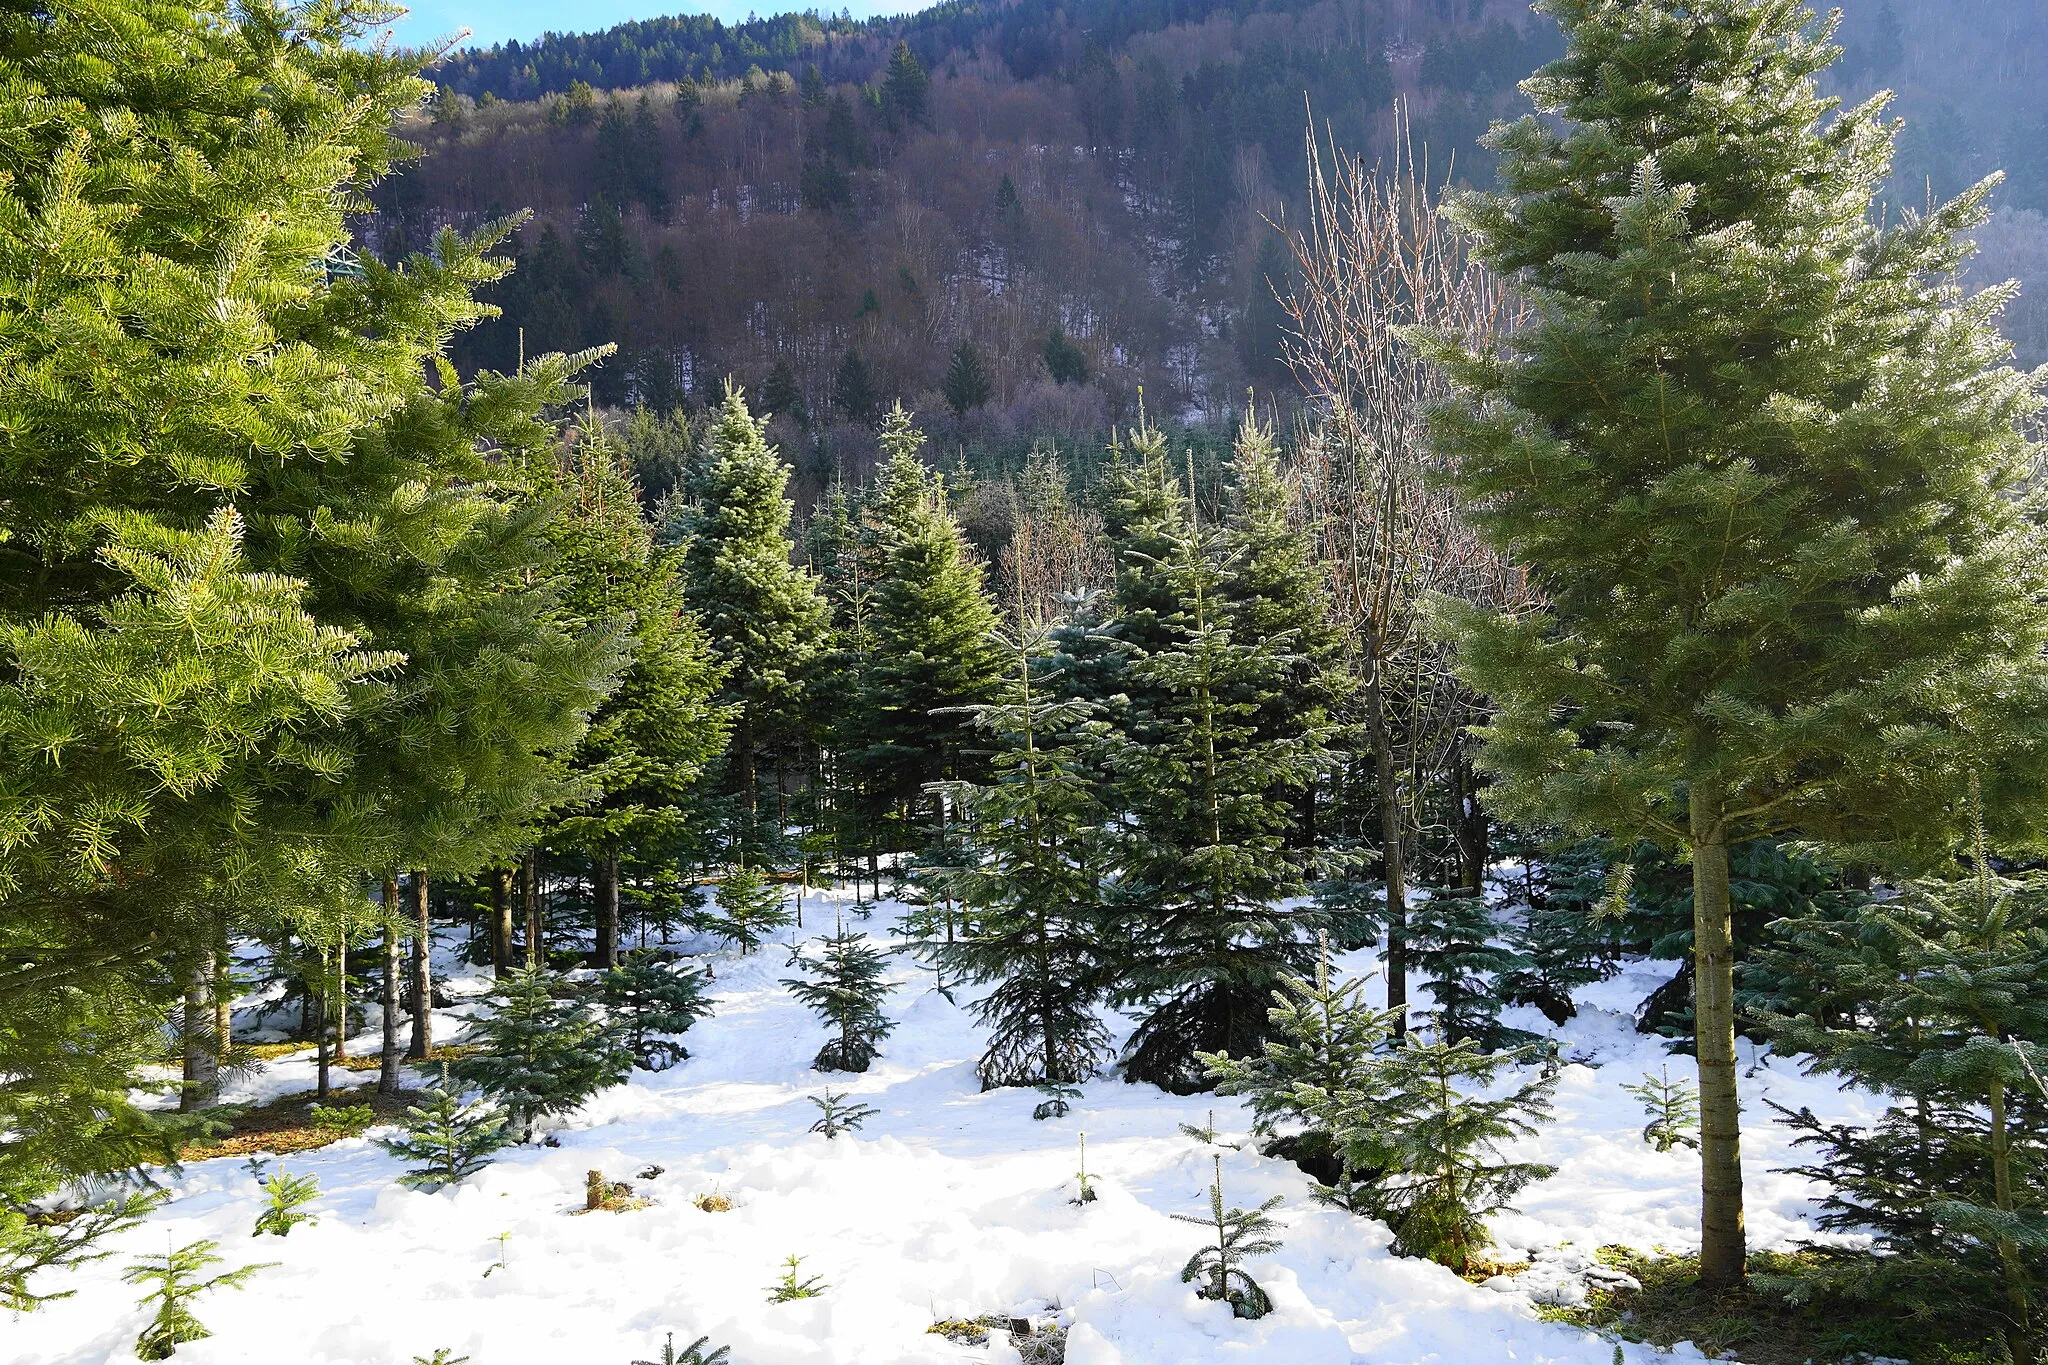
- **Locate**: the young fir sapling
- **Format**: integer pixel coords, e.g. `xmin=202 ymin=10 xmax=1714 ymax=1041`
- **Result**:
xmin=1172 ymin=1156 xmax=1283 ymax=1320
xmin=1623 ymin=1066 xmax=1702 ymax=1152
xmin=2 ymin=1187 xmax=168 ymax=1313
xmin=378 ymin=1074 xmax=515 ymax=1190
xmin=453 ymin=963 xmax=631 ymax=1141
xmin=251 ymin=1168 xmax=320 ymax=1236
xmin=123 ymin=1238 xmax=275 ymax=1359
xmin=712 ymin=867 xmax=793 ymax=954
xmin=412 ymin=1352 xmax=470 ymax=1365
xmin=1033 ymin=1081 xmax=1081 ymax=1120
xmin=1406 ymin=893 xmax=1542 ymax=1052
xmin=783 ymin=925 xmax=896 ymax=1072
xmin=1178 ymin=1109 xmax=1240 ymax=1149
xmin=767 ymin=1254 xmax=827 ymax=1301
xmin=633 ymin=1332 xmax=731 ymax=1365
xmin=603 ymin=950 xmax=714 ymax=1071
xmin=807 ymin=1089 xmax=879 ymax=1138
xmin=1072 ymin=1131 xmax=1097 ymax=1204
xmin=308 ymin=1102 xmax=375 ymax=1137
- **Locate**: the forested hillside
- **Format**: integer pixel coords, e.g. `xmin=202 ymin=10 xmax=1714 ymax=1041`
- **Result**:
xmin=368 ymin=0 xmax=2048 ymax=490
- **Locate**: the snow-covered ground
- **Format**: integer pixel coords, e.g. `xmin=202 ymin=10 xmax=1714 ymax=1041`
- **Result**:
xmin=18 ymin=889 xmax=1883 ymax=1365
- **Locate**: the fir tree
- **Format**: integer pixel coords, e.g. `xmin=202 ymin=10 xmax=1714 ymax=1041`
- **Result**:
xmin=1172 ymin=1156 xmax=1283 ymax=1320
xmin=635 ymin=1333 xmax=731 ymax=1365
xmin=930 ymin=626 xmax=1113 ymax=1090
xmin=1098 ymin=508 xmax=1333 ymax=1092
xmin=1041 ymin=326 xmax=1089 ymax=385
xmin=1758 ymin=801 xmax=2048 ymax=1358
xmin=677 ymin=385 xmax=829 ymax=855
xmin=603 ymin=950 xmax=714 ymax=1070
xmin=760 ymin=361 xmax=809 ymax=429
xmin=832 ymin=348 xmax=881 ymax=427
xmin=806 ymin=1089 xmax=879 ymax=1138
xmin=251 ymin=1169 xmax=320 ymax=1237
xmin=2 ymin=1188 xmax=167 ymax=1313
xmin=767 ymin=1254 xmax=828 ymax=1301
xmin=1407 ymin=893 xmax=1542 ymax=1053
xmin=378 ymin=1082 xmax=515 ymax=1190
xmin=712 ymin=866 xmax=794 ymax=954
xmin=1623 ymin=1067 xmax=1701 ymax=1153
xmin=1424 ymin=0 xmax=2048 ymax=1283
xmin=537 ymin=428 xmax=731 ymax=969
xmin=880 ymin=41 xmax=931 ymax=130
xmin=453 ymin=964 xmax=631 ymax=1141
xmin=844 ymin=407 xmax=1004 ymax=841
xmin=942 ymin=341 xmax=994 ymax=416
xmin=123 ymin=1239 xmax=273 ymax=1360
xmin=783 ymin=926 xmax=897 ymax=1072
xmin=1335 ymin=1037 xmax=1558 ymax=1274
xmin=1201 ymin=939 xmax=1403 ymax=1209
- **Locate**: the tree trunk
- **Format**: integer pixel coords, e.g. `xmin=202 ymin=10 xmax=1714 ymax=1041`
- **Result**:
xmin=595 ymin=842 xmax=621 ymax=969
xmin=315 ymin=950 xmax=331 ymax=1101
xmin=1365 ymin=667 xmax=1408 ymax=1034
xmin=408 ymin=868 xmax=432 ymax=1060
xmin=490 ymin=867 xmax=515 ymax=975
xmin=523 ymin=850 xmax=541 ymax=967
xmin=333 ymin=934 xmax=348 ymax=1061
xmin=1450 ymin=743 xmax=1488 ymax=895
xmin=1989 ymin=1077 xmax=2037 ymax=1361
xmin=180 ymin=944 xmax=220 ymax=1111
xmin=380 ymin=875 xmax=402 ymax=1096
xmin=1689 ymin=784 xmax=1746 ymax=1287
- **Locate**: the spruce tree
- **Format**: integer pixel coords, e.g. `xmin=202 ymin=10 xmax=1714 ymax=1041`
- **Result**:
xmin=533 ymin=429 xmax=731 ymax=968
xmin=123 ymin=1239 xmax=273 ymax=1361
xmin=1407 ymin=893 xmax=1542 ymax=1053
xmin=378 ymin=1081 xmax=515 ymax=1190
xmin=1099 ymin=512 xmax=1333 ymax=1092
xmin=930 ymin=627 xmax=1113 ymax=1090
xmin=832 ymin=348 xmax=881 ymax=427
xmin=453 ymin=964 xmax=631 ymax=1141
xmin=712 ymin=866 xmax=794 ymax=954
xmin=677 ymin=385 xmax=829 ymax=857
xmin=783 ymin=925 xmax=897 ymax=1073
xmin=1758 ymin=806 xmax=2048 ymax=1359
xmin=1424 ymin=0 xmax=2048 ymax=1283
xmin=942 ymin=341 xmax=994 ymax=416
xmin=1172 ymin=1157 xmax=1284 ymax=1320
xmin=880 ymin=41 xmax=932 ymax=130
xmin=760 ymin=360 xmax=809 ymax=429
xmin=844 ymin=407 xmax=1004 ymax=842
xmin=603 ymin=950 xmax=714 ymax=1070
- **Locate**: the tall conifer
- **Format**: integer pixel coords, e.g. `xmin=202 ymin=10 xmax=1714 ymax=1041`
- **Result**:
xmin=1425 ymin=0 xmax=2048 ymax=1283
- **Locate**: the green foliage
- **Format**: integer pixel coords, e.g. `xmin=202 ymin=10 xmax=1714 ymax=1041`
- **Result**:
xmin=880 ymin=41 xmax=931 ymax=130
xmin=712 ymin=867 xmax=794 ymax=954
xmin=633 ymin=1332 xmax=731 ymax=1365
xmin=1094 ymin=423 xmax=1334 ymax=1091
xmin=1341 ymin=1037 xmax=1558 ymax=1274
xmin=1408 ymin=893 xmax=1542 ymax=1053
xmin=378 ymin=1084 xmax=515 ymax=1190
xmin=1032 ymin=1082 xmax=1082 ymax=1121
xmin=1757 ymin=803 xmax=2048 ymax=1355
xmin=1 ymin=1188 xmax=167 ymax=1313
xmin=123 ymin=1238 xmax=274 ymax=1360
xmin=783 ymin=928 xmax=896 ymax=1073
xmin=1622 ymin=1067 xmax=1701 ymax=1153
xmin=603 ymin=951 xmax=714 ymax=1070
xmin=1072 ymin=1131 xmax=1098 ymax=1203
xmin=929 ymin=626 xmax=1112 ymax=1090
xmin=1172 ymin=1156 xmax=1282 ymax=1320
xmin=943 ymin=342 xmax=994 ymax=416
xmin=1041 ymin=326 xmax=1089 ymax=385
xmin=767 ymin=1253 xmax=827 ymax=1302
xmin=308 ymin=1104 xmax=375 ymax=1137
xmin=454 ymin=964 xmax=632 ymax=1141
xmin=833 ymin=348 xmax=882 ymax=427
xmin=412 ymin=1351 xmax=470 ymax=1365
xmin=807 ymin=1089 xmax=879 ymax=1139
xmin=252 ymin=1169 xmax=321 ymax=1237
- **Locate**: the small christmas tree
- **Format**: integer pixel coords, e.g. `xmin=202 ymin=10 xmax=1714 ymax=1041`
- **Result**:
xmin=454 ymin=964 xmax=632 ymax=1141
xmin=378 ymin=1080 xmax=515 ymax=1190
xmin=782 ymin=926 xmax=896 ymax=1072
xmin=1172 ymin=1156 xmax=1283 ymax=1320
xmin=1032 ymin=1081 xmax=1082 ymax=1121
xmin=807 ymin=1089 xmax=879 ymax=1139
xmin=712 ymin=867 xmax=793 ymax=955
xmin=633 ymin=1332 xmax=731 ymax=1365
xmin=1347 ymin=1036 xmax=1558 ymax=1274
xmin=251 ymin=1169 xmax=320 ymax=1236
xmin=1623 ymin=1066 xmax=1701 ymax=1153
xmin=767 ymin=1254 xmax=827 ymax=1302
xmin=123 ymin=1239 xmax=274 ymax=1360
xmin=603 ymin=951 xmax=714 ymax=1070
xmin=2 ymin=1188 xmax=167 ymax=1313
xmin=1201 ymin=937 xmax=1402 ymax=1208
xmin=1407 ymin=893 xmax=1541 ymax=1052
xmin=1072 ymin=1131 xmax=1098 ymax=1204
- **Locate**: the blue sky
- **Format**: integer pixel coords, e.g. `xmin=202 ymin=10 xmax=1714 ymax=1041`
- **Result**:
xmin=389 ymin=1 xmax=910 ymax=51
